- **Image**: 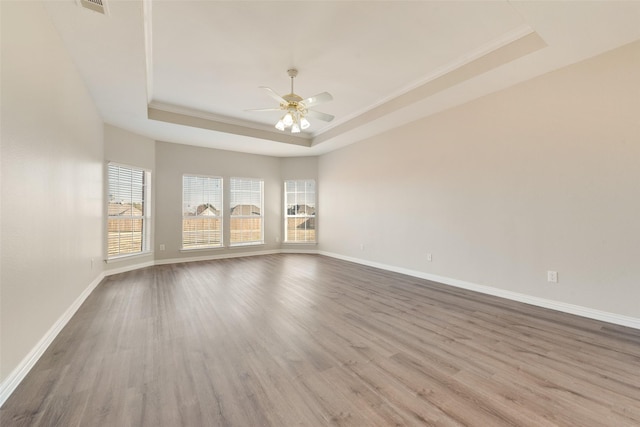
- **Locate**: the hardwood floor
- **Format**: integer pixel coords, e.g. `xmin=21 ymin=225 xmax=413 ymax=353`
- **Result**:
xmin=2 ymin=254 xmax=639 ymax=426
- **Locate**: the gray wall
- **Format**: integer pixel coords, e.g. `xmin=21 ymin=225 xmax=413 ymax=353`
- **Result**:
xmin=318 ymin=40 xmax=640 ymax=318
xmin=1 ymin=1 xmax=104 ymax=381
xmin=154 ymin=142 xmax=283 ymax=260
xmin=103 ymin=124 xmax=156 ymax=273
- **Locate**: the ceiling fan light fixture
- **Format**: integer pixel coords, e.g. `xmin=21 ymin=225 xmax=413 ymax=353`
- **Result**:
xmin=249 ymin=68 xmax=333 ymax=134
xmin=300 ymin=117 xmax=310 ymax=130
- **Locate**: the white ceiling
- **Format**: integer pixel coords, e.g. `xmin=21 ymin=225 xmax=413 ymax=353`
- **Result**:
xmin=44 ymin=1 xmax=640 ymax=157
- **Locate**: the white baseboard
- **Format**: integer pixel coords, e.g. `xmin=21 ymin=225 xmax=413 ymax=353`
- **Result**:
xmin=154 ymin=249 xmax=281 ymax=266
xmin=0 ymin=272 xmax=106 ymax=407
xmin=279 ymin=248 xmax=318 ymax=255
xmin=103 ymin=260 xmax=155 ymax=276
xmin=109 ymin=249 xmax=640 ymax=329
xmin=3 ymin=249 xmax=637 ymax=408
xmin=318 ymin=251 xmax=640 ymax=330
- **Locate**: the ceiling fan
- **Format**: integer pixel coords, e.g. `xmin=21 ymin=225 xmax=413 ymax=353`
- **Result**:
xmin=247 ymin=68 xmax=334 ymax=133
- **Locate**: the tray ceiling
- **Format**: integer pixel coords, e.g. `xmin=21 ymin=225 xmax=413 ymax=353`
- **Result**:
xmin=43 ymin=1 xmax=640 ymax=156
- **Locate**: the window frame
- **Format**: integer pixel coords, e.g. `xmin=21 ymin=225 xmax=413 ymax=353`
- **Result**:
xmin=229 ymin=177 xmax=264 ymax=247
xmin=106 ymin=162 xmax=152 ymax=260
xmin=284 ymin=179 xmax=317 ymax=244
xmin=182 ymin=174 xmax=224 ymax=251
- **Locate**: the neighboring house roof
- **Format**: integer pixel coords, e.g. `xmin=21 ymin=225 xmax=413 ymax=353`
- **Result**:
xmin=298 ymin=204 xmax=316 ymax=215
xmin=231 ymin=204 xmax=261 ymax=216
xmin=196 ymin=204 xmax=219 ymax=216
xmin=288 ymin=204 xmax=316 ymax=215
xmin=108 ymin=203 xmax=143 ymax=217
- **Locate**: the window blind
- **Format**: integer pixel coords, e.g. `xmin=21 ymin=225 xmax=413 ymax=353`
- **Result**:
xmin=182 ymin=175 xmax=223 ymax=249
xmin=230 ymin=177 xmax=263 ymax=245
xmin=107 ymin=163 xmax=149 ymax=257
xmin=284 ymin=179 xmax=316 ymax=243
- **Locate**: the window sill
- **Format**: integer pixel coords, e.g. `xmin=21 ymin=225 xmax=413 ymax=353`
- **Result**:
xmin=229 ymin=242 xmax=265 ymax=248
xmin=180 ymin=243 xmax=266 ymax=252
xmin=180 ymin=246 xmax=224 ymax=253
xmin=283 ymin=241 xmax=318 ymax=245
xmin=106 ymin=251 xmax=153 ymax=263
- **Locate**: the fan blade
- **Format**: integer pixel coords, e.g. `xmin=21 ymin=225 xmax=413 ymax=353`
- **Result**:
xmin=245 ymin=107 xmax=283 ymax=112
xmin=302 ymin=92 xmax=333 ymax=108
xmin=307 ymin=109 xmax=334 ymax=122
xmin=260 ymin=86 xmax=287 ymax=105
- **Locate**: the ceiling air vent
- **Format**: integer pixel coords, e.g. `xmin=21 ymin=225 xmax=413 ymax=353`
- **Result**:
xmin=77 ymin=0 xmax=108 ymax=15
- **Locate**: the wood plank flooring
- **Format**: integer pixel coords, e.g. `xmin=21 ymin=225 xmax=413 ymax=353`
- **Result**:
xmin=2 ymin=254 xmax=639 ymax=426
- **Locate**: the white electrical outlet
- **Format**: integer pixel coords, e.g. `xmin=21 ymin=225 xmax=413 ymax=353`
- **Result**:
xmin=91 ymin=258 xmax=94 ymax=269
xmin=427 ymin=253 xmax=433 ymax=262
xmin=159 ymin=244 xmax=166 ymax=251
xmin=547 ymin=271 xmax=558 ymax=283
xmin=360 ymin=243 xmax=365 ymax=251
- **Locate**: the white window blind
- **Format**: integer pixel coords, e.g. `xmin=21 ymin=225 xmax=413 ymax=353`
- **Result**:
xmin=107 ymin=163 xmax=150 ymax=258
xmin=230 ymin=177 xmax=263 ymax=246
xmin=284 ymin=180 xmax=316 ymax=243
xmin=182 ymin=175 xmax=223 ymax=249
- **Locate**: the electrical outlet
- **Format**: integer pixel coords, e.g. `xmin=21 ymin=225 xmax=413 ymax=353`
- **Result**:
xmin=91 ymin=258 xmax=94 ymax=269
xmin=360 ymin=243 xmax=365 ymax=251
xmin=159 ymin=244 xmax=166 ymax=251
xmin=547 ymin=271 xmax=558 ymax=283
xmin=427 ymin=253 xmax=433 ymax=262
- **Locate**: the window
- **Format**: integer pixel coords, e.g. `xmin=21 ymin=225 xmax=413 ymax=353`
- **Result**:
xmin=182 ymin=175 xmax=223 ymax=249
xmin=284 ymin=179 xmax=316 ymax=243
xmin=107 ymin=163 xmax=151 ymax=258
xmin=230 ymin=177 xmax=263 ymax=246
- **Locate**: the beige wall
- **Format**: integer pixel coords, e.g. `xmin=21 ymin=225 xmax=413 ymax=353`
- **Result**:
xmin=1 ymin=1 xmax=104 ymax=381
xmin=318 ymin=40 xmax=640 ymax=318
xmin=281 ymin=156 xmax=318 ymax=181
